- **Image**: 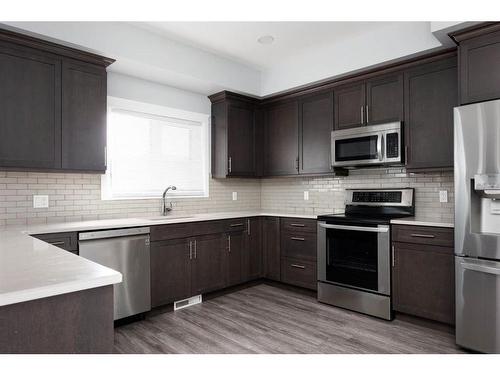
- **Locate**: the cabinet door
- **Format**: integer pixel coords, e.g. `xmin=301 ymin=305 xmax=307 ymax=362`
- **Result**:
xmin=243 ymin=217 xmax=263 ymax=281
xmin=62 ymin=59 xmax=107 ymax=171
xmin=264 ymin=101 xmax=299 ymax=176
xmin=263 ymin=217 xmax=281 ymax=281
xmin=0 ymin=43 xmax=61 ymax=169
xmin=227 ymin=101 xmax=255 ymax=176
xmin=191 ymin=234 xmax=225 ymax=295
xmin=299 ymin=91 xmax=334 ymax=174
xmin=225 ymin=231 xmax=244 ymax=287
xmin=392 ymin=242 xmax=455 ymax=324
xmin=150 ymin=239 xmax=191 ymax=307
xmin=334 ymin=82 xmax=365 ymax=129
xmin=365 ymin=74 xmax=403 ymax=125
xmin=404 ymin=57 xmax=458 ymax=171
xmin=459 ymin=29 xmax=500 ymax=104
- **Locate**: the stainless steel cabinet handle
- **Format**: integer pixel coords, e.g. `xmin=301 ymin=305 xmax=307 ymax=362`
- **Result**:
xmin=228 ymin=235 xmax=231 ymax=253
xmin=247 ymin=219 xmax=250 ymax=236
xmin=296 ymin=156 xmax=299 ymax=171
xmin=360 ymin=106 xmax=364 ymax=124
xmin=194 ymin=239 xmax=197 ymax=259
xmin=189 ymin=240 xmax=193 ymax=260
xmin=410 ymin=233 xmax=435 ymax=238
xmin=290 ymin=223 xmax=305 ymax=227
xmin=405 ymin=145 xmax=408 ymax=164
xmin=230 ymin=223 xmax=244 ymax=227
xmin=392 ymin=245 xmax=395 ymax=267
xmin=291 ymin=237 xmax=305 ymax=241
xmin=319 ymin=222 xmax=389 ymax=233
xmin=291 ymin=264 xmax=305 ymax=269
xmin=366 ymin=105 xmax=369 ymax=123
xmin=228 ymin=157 xmax=232 ymax=173
xmin=49 ymin=241 xmax=66 ymax=246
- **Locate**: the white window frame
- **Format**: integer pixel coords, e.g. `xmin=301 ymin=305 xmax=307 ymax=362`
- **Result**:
xmin=101 ymin=96 xmax=210 ymax=200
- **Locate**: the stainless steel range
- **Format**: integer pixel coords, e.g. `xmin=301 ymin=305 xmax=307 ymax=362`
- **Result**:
xmin=317 ymin=188 xmax=414 ymax=320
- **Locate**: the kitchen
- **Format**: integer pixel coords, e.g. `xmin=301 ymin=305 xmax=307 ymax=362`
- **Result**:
xmin=1 ymin=2 xmax=499 ymax=372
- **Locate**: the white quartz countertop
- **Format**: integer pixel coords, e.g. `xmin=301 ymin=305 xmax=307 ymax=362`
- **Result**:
xmin=0 ymin=229 xmax=122 ymax=307
xmin=0 ymin=211 xmax=317 ymax=307
xmin=390 ymin=217 xmax=454 ymax=228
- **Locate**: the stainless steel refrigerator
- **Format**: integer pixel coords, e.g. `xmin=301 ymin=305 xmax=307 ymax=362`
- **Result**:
xmin=455 ymin=98 xmax=500 ymax=353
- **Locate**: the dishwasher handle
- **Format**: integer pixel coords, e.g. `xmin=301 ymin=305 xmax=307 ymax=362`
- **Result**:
xmin=79 ymin=227 xmax=150 ymax=241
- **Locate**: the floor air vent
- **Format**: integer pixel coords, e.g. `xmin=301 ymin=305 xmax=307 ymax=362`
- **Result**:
xmin=174 ymin=295 xmax=202 ymax=311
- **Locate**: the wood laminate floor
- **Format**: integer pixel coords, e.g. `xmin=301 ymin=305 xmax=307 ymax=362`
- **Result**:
xmin=114 ymin=283 xmax=466 ymax=354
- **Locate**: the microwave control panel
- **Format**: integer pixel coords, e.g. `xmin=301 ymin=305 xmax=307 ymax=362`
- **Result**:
xmin=386 ymin=132 xmax=399 ymax=159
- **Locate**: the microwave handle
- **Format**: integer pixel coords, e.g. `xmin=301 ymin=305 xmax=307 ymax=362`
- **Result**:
xmin=319 ymin=223 xmax=389 ymax=233
xmin=377 ymin=134 xmax=384 ymax=161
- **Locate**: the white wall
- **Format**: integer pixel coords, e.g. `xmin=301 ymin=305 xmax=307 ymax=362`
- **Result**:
xmin=260 ymin=22 xmax=443 ymax=96
xmin=107 ymin=72 xmax=210 ymax=115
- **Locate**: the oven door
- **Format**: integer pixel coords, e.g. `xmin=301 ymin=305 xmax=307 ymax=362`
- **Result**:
xmin=317 ymin=221 xmax=390 ymax=295
xmin=332 ymin=133 xmax=382 ymax=167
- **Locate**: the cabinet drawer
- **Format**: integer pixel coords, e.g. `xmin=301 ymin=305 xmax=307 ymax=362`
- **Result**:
xmin=151 ymin=220 xmax=226 ymax=241
xmin=281 ymin=257 xmax=317 ymax=290
xmin=32 ymin=232 xmax=78 ymax=253
xmin=392 ymin=225 xmax=454 ymax=247
xmin=281 ymin=217 xmax=317 ymax=233
xmin=281 ymin=231 xmax=317 ymax=260
xmin=222 ymin=218 xmax=248 ymax=232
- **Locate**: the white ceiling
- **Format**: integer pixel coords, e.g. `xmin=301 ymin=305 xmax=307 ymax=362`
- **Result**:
xmin=137 ymin=22 xmax=400 ymax=70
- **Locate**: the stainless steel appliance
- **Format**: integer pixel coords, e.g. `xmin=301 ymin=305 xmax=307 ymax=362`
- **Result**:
xmin=331 ymin=122 xmax=403 ymax=168
xmin=317 ymin=188 xmax=414 ymax=320
xmin=455 ymin=99 xmax=500 ymax=353
xmin=79 ymin=227 xmax=151 ymax=320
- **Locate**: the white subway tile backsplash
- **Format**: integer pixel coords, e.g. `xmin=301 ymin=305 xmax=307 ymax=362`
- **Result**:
xmin=0 ymin=168 xmax=453 ymax=226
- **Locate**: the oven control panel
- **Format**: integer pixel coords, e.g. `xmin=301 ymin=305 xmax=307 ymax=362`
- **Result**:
xmin=345 ymin=188 xmax=414 ymax=207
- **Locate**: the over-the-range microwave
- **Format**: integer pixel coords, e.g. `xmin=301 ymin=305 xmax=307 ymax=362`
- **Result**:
xmin=331 ymin=122 xmax=403 ymax=168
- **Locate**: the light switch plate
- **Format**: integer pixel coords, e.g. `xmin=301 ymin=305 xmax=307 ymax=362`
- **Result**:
xmin=304 ymin=191 xmax=309 ymax=200
xmin=33 ymin=195 xmax=49 ymax=208
xmin=439 ymin=190 xmax=448 ymax=203
xmin=232 ymin=192 xmax=238 ymax=201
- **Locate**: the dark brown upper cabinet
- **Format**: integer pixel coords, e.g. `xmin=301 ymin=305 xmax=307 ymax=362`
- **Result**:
xmin=0 ymin=42 xmax=62 ymax=169
xmin=62 ymin=59 xmax=107 ymax=172
xmin=404 ymin=56 xmax=458 ymax=171
xmin=365 ymin=74 xmax=404 ymax=125
xmin=299 ymin=91 xmax=334 ymax=175
xmin=264 ymin=100 xmax=299 ymax=176
xmin=209 ymin=91 xmax=260 ymax=178
xmin=451 ymin=23 xmax=500 ymax=105
xmin=334 ymin=73 xmax=403 ymax=129
xmin=0 ymin=29 xmax=113 ymax=173
xmin=334 ymin=82 xmax=365 ymax=129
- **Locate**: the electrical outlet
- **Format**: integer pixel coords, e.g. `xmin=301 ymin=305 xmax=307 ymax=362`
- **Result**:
xmin=232 ymin=192 xmax=238 ymax=201
xmin=439 ymin=190 xmax=448 ymax=203
xmin=304 ymin=191 xmax=309 ymax=200
xmin=33 ymin=195 xmax=49 ymax=208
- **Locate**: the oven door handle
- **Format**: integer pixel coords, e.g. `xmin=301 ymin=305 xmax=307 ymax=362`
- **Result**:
xmin=319 ymin=223 xmax=389 ymax=233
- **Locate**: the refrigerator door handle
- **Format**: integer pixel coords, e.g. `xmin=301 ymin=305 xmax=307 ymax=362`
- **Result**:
xmin=462 ymin=261 xmax=500 ymax=275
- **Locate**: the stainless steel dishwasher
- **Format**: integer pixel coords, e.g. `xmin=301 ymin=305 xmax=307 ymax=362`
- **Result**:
xmin=79 ymin=227 xmax=151 ymax=320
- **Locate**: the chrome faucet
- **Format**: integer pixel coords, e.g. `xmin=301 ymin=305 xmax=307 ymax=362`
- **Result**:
xmin=162 ymin=185 xmax=177 ymax=215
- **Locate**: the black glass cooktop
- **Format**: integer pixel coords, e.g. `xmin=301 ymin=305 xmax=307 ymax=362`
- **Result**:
xmin=317 ymin=213 xmax=414 ymax=225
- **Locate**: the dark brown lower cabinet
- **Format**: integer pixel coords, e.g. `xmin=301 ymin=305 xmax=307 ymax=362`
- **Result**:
xmin=263 ymin=217 xmax=281 ymax=281
xmin=392 ymin=241 xmax=455 ymax=324
xmin=243 ymin=217 xmax=263 ymax=281
xmin=191 ymin=233 xmax=225 ymax=295
xmin=151 ymin=238 xmax=191 ymax=308
xmin=32 ymin=231 xmax=78 ymax=254
xmin=225 ymin=230 xmax=244 ymax=287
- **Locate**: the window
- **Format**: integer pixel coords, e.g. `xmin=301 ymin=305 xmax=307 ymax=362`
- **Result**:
xmin=102 ymin=97 xmax=209 ymax=200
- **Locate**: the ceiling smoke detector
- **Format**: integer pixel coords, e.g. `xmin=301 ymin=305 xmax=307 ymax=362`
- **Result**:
xmin=257 ymin=35 xmax=275 ymax=45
